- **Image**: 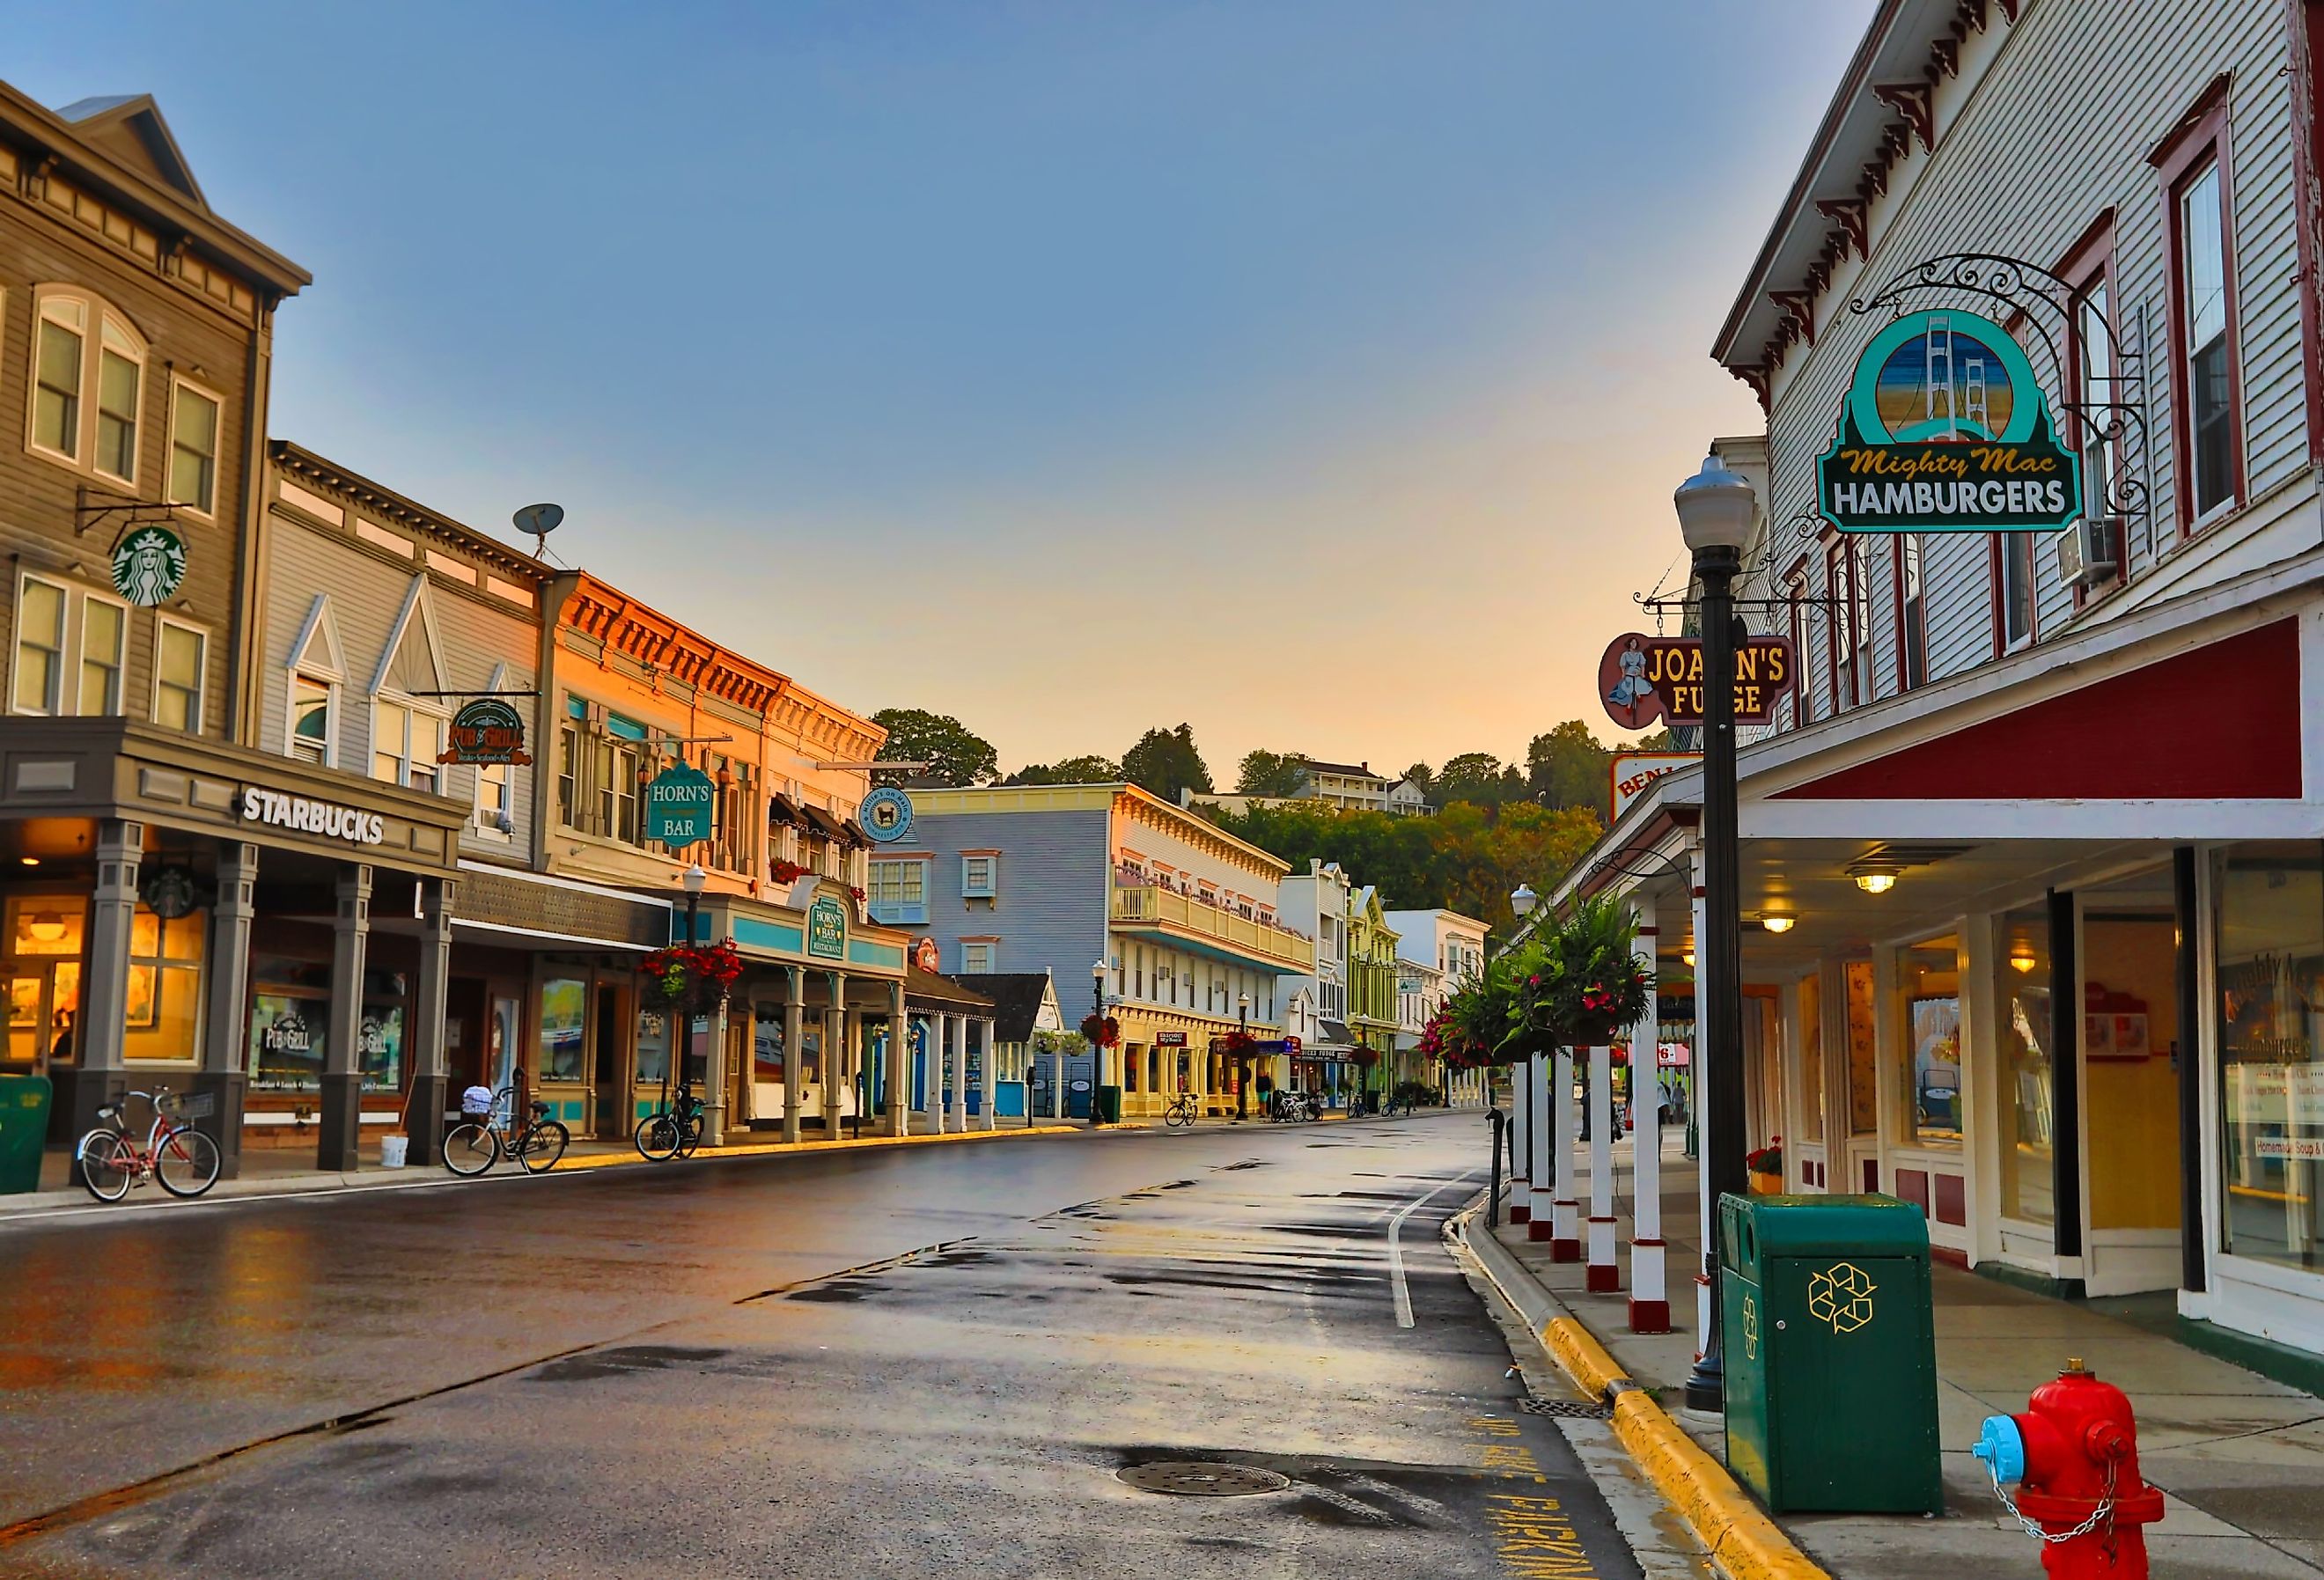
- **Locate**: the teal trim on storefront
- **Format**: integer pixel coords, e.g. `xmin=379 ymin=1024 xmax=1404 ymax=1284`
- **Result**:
xmin=733 ymin=915 xmax=806 ymax=954
xmin=849 ymin=939 xmax=905 ymax=970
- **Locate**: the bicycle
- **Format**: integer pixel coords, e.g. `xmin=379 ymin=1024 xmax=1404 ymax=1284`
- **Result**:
xmin=443 ymin=1084 xmax=569 ymax=1177
xmin=77 ymin=1088 xmax=221 ymax=1202
xmin=634 ymin=1078 xmax=707 ymax=1162
xmin=1163 ymin=1091 xmax=1199 ymax=1128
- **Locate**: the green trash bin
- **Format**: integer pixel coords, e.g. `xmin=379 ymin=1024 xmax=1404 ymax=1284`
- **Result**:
xmin=1719 ymin=1192 xmax=1941 ymax=1515
xmin=1093 ymin=1084 xmax=1122 ymax=1125
xmin=0 ymin=1073 xmax=54 ymax=1194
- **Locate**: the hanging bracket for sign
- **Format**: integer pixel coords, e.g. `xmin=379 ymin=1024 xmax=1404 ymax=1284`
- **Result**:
xmin=74 ymin=483 xmax=188 ymax=538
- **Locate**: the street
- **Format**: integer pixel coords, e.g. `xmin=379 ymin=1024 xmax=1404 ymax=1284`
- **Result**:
xmin=0 ymin=1115 xmax=1648 ymax=1579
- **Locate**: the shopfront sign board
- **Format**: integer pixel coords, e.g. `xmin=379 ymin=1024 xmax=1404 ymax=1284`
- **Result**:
xmin=807 ymin=895 xmax=847 ymax=960
xmin=441 ymin=698 xmax=532 ymax=766
xmin=1818 ymin=308 xmax=2082 ymax=533
xmin=644 ymin=764 xmax=716 ymax=846
xmin=859 ymin=786 xmax=915 ymax=844
xmin=239 ymin=786 xmax=386 ymax=846
xmin=1600 ymin=633 xmax=1795 ymax=729
xmin=1611 ymin=752 xmax=1701 ymax=820
xmin=111 ymin=525 xmax=187 ymax=606
xmin=1156 ymin=1032 xmax=1188 ymax=1047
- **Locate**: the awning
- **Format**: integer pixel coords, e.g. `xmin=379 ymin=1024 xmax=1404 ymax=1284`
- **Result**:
xmin=799 ymin=804 xmax=848 ymax=840
xmin=768 ymin=793 xmax=804 ymax=827
xmin=840 ymin=818 xmax=870 ymax=848
xmin=1319 ymin=1020 xmax=1355 ymax=1045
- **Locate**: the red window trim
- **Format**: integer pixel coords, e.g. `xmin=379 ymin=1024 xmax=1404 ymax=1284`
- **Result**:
xmin=1890 ymin=534 xmax=1927 ymax=692
xmin=1989 ymin=531 xmax=2038 ymax=656
xmin=1783 ymin=555 xmax=1810 ymax=730
xmin=2293 ymin=7 xmax=2324 ymax=463
xmin=2056 ymin=209 xmax=2121 ymax=607
xmin=1824 ymin=536 xmax=1847 ymax=716
xmin=2151 ymin=75 xmax=2244 ymax=535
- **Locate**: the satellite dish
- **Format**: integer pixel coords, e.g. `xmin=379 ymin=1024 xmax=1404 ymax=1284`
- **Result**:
xmin=512 ymin=503 xmax=564 ymax=557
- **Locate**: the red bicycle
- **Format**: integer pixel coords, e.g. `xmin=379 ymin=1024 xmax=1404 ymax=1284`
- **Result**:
xmin=77 ymin=1088 xmax=222 ymax=1202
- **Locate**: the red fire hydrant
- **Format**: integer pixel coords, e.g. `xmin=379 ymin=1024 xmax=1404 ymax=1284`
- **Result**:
xmin=1972 ymin=1358 xmax=2166 ymax=1578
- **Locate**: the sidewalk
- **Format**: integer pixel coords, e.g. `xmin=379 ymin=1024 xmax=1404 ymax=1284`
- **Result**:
xmin=1490 ymin=1137 xmax=2324 ymax=1579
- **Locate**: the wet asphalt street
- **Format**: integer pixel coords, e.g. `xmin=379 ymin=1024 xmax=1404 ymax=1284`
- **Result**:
xmin=0 ymin=1113 xmax=1648 ymax=1579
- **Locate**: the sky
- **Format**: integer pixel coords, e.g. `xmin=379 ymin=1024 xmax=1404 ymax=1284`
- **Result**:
xmin=13 ymin=1 xmax=1875 ymax=783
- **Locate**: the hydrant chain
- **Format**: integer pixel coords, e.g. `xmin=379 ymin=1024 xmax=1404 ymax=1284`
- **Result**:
xmin=1989 ymin=1458 xmax=2117 ymax=1547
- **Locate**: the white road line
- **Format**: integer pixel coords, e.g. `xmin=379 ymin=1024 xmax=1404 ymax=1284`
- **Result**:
xmin=1388 ymin=1170 xmax=1478 ymax=1328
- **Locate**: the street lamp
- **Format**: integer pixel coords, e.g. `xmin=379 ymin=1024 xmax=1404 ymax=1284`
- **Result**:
xmin=1673 ymin=452 xmax=1755 ymax=1414
xmin=1237 ymin=990 xmax=1252 ymax=1121
xmin=1091 ymin=959 xmax=1108 ymax=1127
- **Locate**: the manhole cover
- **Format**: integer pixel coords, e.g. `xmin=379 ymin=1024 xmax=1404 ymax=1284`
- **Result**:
xmin=1519 ymin=1398 xmax=1611 ymax=1419
xmin=1118 ymin=1461 xmax=1291 ymax=1496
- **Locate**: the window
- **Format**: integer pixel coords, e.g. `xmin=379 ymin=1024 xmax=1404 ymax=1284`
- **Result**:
xmin=371 ymin=698 xmax=442 ymax=794
xmin=290 ymin=674 xmax=332 ymax=764
xmin=1994 ymin=907 xmax=2054 ymax=1225
xmin=1826 ymin=540 xmax=1866 ymax=711
xmin=474 ymin=760 xmax=513 ymax=837
xmin=1898 ymin=935 xmax=1963 ymax=1148
xmin=73 ymin=595 xmax=125 ymax=717
xmin=125 ymin=905 xmax=204 ymax=1063
xmin=2217 ymin=841 xmax=2324 ymax=1271
xmin=154 ymin=621 xmax=205 ymax=732
xmin=2155 ymin=82 xmax=2240 ymax=531
xmin=2063 ymin=215 xmax=2124 ymax=593
xmin=961 ymin=855 xmax=997 ymax=899
xmin=962 ymin=941 xmax=996 ymax=974
xmin=96 ymin=322 xmax=141 ymax=483
xmin=169 ymin=381 xmax=221 ymax=516
xmin=12 ymin=576 xmax=67 ymax=715
xmin=1785 ymin=565 xmax=1810 ymax=727
xmin=1997 ymin=532 xmax=2035 ymax=650
xmin=867 ymin=859 xmax=929 ymax=925
xmin=29 ymin=290 xmax=150 ymax=482
xmin=1894 ymin=536 xmax=1926 ymax=690
xmin=33 ymin=302 xmax=82 ymax=459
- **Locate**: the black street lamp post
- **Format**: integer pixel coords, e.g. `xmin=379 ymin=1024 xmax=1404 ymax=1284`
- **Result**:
xmin=1673 ymin=454 xmax=1756 ymax=1415
xmin=1091 ymin=959 xmax=1108 ymax=1127
xmin=1236 ymin=992 xmax=1251 ymax=1120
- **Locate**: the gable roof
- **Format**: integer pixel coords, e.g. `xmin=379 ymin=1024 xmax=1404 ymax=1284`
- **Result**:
xmin=904 ymin=965 xmax=995 ymax=1013
xmin=1301 ymin=757 xmax=1382 ymax=779
xmin=949 ymin=973 xmax=1057 ymax=1043
xmin=55 ymin=93 xmax=204 ymax=206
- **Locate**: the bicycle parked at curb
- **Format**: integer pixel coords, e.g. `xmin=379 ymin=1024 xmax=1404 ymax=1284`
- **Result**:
xmin=634 ymin=1077 xmax=706 ymax=1161
xmin=443 ymin=1084 xmax=569 ymax=1177
xmin=1163 ymin=1090 xmax=1199 ymax=1128
xmin=77 ymin=1088 xmax=222 ymax=1202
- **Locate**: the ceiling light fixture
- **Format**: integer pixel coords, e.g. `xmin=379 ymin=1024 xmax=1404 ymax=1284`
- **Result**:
xmin=1854 ymin=870 xmax=1898 ymax=894
xmin=17 ymin=856 xmax=37 ymax=867
xmin=2010 ymin=950 xmax=2037 ymax=974
xmin=1760 ymin=909 xmax=1797 ymax=935
xmin=26 ymin=912 xmax=68 ymax=944
xmin=1681 ymin=949 xmax=1696 ymax=967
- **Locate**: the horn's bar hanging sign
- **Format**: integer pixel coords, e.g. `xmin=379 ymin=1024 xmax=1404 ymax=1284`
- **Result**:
xmin=1818 ymin=308 xmax=2083 ymax=533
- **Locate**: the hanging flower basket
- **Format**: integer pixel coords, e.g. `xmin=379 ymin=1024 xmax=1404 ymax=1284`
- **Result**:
xmin=1219 ymin=1030 xmax=1258 ymax=1059
xmin=638 ymin=939 xmax=745 ymax=1014
xmin=769 ymin=858 xmax=810 ymax=886
xmin=1350 ymin=1048 xmax=1379 ymax=1068
xmin=1079 ymin=1014 xmax=1121 ymax=1048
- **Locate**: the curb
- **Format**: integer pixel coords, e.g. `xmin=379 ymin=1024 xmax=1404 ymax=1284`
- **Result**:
xmin=0 ymin=1122 xmax=1081 ymax=1223
xmin=1454 ymin=1205 xmax=1828 ymax=1580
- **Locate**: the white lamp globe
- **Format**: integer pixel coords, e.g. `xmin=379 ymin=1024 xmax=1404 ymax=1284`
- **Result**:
xmin=1673 ymin=454 xmax=1756 ymax=555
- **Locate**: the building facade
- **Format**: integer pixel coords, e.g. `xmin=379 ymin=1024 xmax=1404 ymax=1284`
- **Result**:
xmin=1387 ymin=906 xmax=1489 ymax=1100
xmin=1564 ymin=0 xmax=2324 ymax=1357
xmin=886 ymin=783 xmax=1314 ymax=1120
xmin=1276 ymin=859 xmax=1358 ymax=1105
xmin=1187 ymin=757 xmax=1429 ymax=819
xmin=1347 ymin=886 xmax=1402 ymax=1094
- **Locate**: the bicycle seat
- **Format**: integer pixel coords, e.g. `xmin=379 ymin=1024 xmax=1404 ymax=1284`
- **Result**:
xmin=95 ymin=1106 xmax=117 ymax=1121
xmin=528 ymin=1099 xmax=550 ymax=1116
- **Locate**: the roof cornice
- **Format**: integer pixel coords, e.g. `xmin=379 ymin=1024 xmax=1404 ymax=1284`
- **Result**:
xmin=268 ymin=440 xmax=554 ymax=582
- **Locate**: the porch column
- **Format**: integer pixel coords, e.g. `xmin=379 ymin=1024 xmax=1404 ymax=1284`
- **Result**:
xmin=821 ymin=972 xmax=846 ymax=1138
xmin=1628 ymin=903 xmax=1668 ymax=1332
xmin=1531 ymin=1051 xmax=1559 ymax=1242
xmin=703 ymin=995 xmax=730 ymax=1145
xmin=1587 ymin=1040 xmax=1619 ymax=1290
xmin=319 ymin=864 xmax=371 ymax=1172
xmin=981 ymin=1018 xmax=997 ymax=1130
xmin=1050 ymin=1032 xmax=1065 ymax=1121
xmin=781 ymin=966 xmax=804 ymax=1145
xmin=197 ymin=840 xmax=256 ymax=1179
xmin=69 ymin=820 xmax=143 ymax=1136
xmin=2048 ymin=886 xmax=2085 ymax=1267
xmin=2174 ymin=848 xmax=2206 ymax=1295
xmin=949 ymin=1015 xmax=969 ymax=1132
xmin=1509 ymin=1054 xmax=1533 ymax=1223
xmin=924 ymin=1012 xmax=948 ymax=1131
xmin=886 ymin=979 xmax=909 ymax=1137
xmin=1550 ymin=1045 xmax=1581 ymax=1260
xmin=407 ymin=877 xmax=455 ymax=1166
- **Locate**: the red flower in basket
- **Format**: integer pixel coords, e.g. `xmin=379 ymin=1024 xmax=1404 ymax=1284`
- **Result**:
xmin=1079 ymin=1013 xmax=1122 ymax=1048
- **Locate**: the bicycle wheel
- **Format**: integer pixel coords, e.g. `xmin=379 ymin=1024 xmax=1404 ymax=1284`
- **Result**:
xmin=634 ymin=1113 xmax=680 ymax=1162
xmin=515 ymin=1120 xmax=569 ymax=1173
xmin=676 ymin=1113 xmax=704 ymax=1159
xmin=77 ymin=1130 xmax=135 ymax=1202
xmin=443 ymin=1121 xmax=498 ymax=1176
xmin=154 ymin=1125 xmax=222 ymax=1198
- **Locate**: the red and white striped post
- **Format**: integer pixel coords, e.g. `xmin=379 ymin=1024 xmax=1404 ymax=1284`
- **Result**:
xmin=1550 ymin=1044 xmax=1581 ymax=1260
xmin=1628 ymin=900 xmax=1670 ymax=1332
xmin=1586 ymin=1040 xmax=1619 ymax=1290
xmin=1529 ymin=1052 xmax=1556 ymax=1239
xmin=1509 ymin=1055 xmax=1533 ymax=1224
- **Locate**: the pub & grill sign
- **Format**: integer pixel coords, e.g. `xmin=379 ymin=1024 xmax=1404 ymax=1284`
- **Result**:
xmin=1817 ymin=308 xmax=2082 ymax=533
xmin=1600 ymin=633 xmax=1795 ymax=729
xmin=439 ymin=699 xmax=532 ymax=767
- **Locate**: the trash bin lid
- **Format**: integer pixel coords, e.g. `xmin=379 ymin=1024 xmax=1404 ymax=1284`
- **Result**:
xmin=1728 ymin=1193 xmax=1930 ymax=1258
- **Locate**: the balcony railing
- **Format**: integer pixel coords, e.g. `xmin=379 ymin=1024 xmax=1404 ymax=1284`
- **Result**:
xmin=1110 ymin=883 xmax=1315 ymax=972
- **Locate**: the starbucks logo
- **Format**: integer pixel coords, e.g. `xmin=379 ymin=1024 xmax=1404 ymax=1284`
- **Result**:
xmin=111 ymin=525 xmax=188 ymax=607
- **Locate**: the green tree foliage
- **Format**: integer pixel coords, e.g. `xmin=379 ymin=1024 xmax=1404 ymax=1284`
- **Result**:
xmin=1121 ymin=724 xmax=1214 ymax=803
xmin=1433 ymin=752 xmax=1525 ymax=809
xmin=1402 ymin=762 xmax=1434 ymax=797
xmin=871 ymin=709 xmax=999 ymax=787
xmin=1236 ymin=749 xmax=1308 ymax=797
xmin=1004 ymin=754 xmax=1121 ymax=786
xmin=1526 ymin=719 xmax=1613 ymax=820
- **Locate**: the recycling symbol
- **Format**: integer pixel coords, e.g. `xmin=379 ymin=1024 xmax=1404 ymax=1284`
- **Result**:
xmin=1807 ymin=1261 xmax=1878 ymax=1334
xmin=1741 ymin=1293 xmax=1760 ymax=1360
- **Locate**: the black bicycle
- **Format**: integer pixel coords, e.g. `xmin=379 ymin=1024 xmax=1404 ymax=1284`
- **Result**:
xmin=634 ymin=1079 xmax=707 ymax=1162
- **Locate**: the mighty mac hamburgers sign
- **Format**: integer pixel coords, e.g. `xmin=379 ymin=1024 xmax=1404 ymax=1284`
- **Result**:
xmin=1818 ymin=308 xmax=2081 ymax=533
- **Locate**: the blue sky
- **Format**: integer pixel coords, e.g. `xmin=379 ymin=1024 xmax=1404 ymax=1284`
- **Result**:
xmin=14 ymin=2 xmax=1873 ymax=780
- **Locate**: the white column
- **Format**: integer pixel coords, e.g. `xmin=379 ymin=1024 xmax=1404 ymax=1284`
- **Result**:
xmin=949 ymin=1015 xmax=969 ymax=1132
xmin=781 ymin=967 xmax=805 ymax=1145
xmin=1509 ymin=1056 xmax=1533 ymax=1224
xmin=886 ymin=981 xmax=910 ymax=1138
xmin=1628 ymin=900 xmax=1669 ymax=1333
xmin=925 ymin=1012 xmax=948 ymax=1132
xmin=1587 ymin=1042 xmax=1619 ymax=1290
xmin=1050 ymin=1033 xmax=1066 ymax=1121
xmin=1551 ymin=1045 xmax=1581 ymax=1260
xmin=1529 ymin=1051 xmax=1556 ymax=1243
xmin=1692 ymin=839 xmax=1715 ymax=1359
xmin=980 ymin=1018 xmax=997 ymax=1130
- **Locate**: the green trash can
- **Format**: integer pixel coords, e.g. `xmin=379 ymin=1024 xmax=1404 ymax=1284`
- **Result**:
xmin=0 ymin=1073 xmax=54 ymax=1194
xmin=1093 ymin=1084 xmax=1122 ymax=1125
xmin=1719 ymin=1192 xmax=1941 ymax=1514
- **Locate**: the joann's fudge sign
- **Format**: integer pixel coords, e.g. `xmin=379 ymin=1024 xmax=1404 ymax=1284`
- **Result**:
xmin=1818 ymin=308 xmax=2083 ymax=533
xmin=1600 ymin=633 xmax=1795 ymax=730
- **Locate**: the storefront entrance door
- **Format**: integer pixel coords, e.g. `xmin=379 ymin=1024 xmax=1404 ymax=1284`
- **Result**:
xmin=2079 ymin=905 xmax=2183 ymax=1293
xmin=591 ymin=983 xmax=628 ymax=1140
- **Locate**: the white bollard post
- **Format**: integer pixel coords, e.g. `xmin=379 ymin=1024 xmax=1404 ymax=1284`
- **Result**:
xmin=1628 ymin=902 xmax=1669 ymax=1331
xmin=1587 ymin=1042 xmax=1619 ymax=1290
xmin=1551 ymin=1046 xmax=1581 ymax=1260
xmin=1509 ymin=1057 xmax=1533 ymax=1224
xmin=1530 ymin=1053 xmax=1557 ymax=1241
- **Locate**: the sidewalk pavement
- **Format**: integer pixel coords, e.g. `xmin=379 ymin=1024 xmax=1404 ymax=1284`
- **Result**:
xmin=1490 ymin=1135 xmax=2324 ymax=1579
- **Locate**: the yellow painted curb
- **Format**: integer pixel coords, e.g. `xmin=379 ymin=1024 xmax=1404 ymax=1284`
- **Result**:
xmin=1535 ymin=1316 xmax=1828 ymax=1580
xmin=552 ymin=1124 xmax=1078 ymax=1173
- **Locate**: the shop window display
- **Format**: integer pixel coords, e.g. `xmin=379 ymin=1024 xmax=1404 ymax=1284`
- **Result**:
xmin=1900 ymin=936 xmax=1962 ymax=1146
xmin=539 ymin=977 xmax=586 ymax=1083
xmin=1995 ymin=908 xmax=2055 ymax=1224
xmin=2217 ymin=843 xmax=2324 ymax=1272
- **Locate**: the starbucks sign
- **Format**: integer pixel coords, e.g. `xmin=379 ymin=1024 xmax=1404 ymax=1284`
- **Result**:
xmin=111 ymin=525 xmax=188 ymax=606
xmin=644 ymin=763 xmax=716 ymax=847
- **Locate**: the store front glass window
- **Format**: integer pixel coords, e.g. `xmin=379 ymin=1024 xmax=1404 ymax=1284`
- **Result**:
xmin=2217 ymin=842 xmax=2324 ymax=1272
xmin=249 ymin=955 xmax=330 ymax=1091
xmin=1900 ymin=935 xmax=1963 ymax=1147
xmin=6 ymin=898 xmax=85 ymax=1068
xmin=753 ymin=1007 xmax=784 ymax=1084
xmin=358 ymin=977 xmax=405 ymax=1093
xmin=124 ymin=905 xmax=205 ymax=1063
xmin=1844 ymin=960 xmax=1879 ymax=1141
xmin=636 ymin=1005 xmax=672 ymax=1086
xmin=1996 ymin=908 xmax=2054 ymax=1224
xmin=1798 ymin=971 xmax=1824 ymax=1143
xmin=539 ymin=977 xmax=586 ymax=1083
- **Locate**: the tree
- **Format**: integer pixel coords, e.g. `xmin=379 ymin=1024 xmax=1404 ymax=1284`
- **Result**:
xmin=1121 ymin=724 xmax=1214 ymax=804
xmin=1005 ymin=754 xmax=1120 ymax=786
xmin=1526 ymin=719 xmax=1613 ymax=821
xmin=1402 ymin=762 xmax=1434 ymax=796
xmin=871 ymin=709 xmax=998 ymax=787
xmin=1434 ymin=752 xmax=1522 ymax=809
xmin=1236 ymin=749 xmax=1308 ymax=797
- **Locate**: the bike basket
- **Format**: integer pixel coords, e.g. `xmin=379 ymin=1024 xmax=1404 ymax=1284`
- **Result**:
xmin=163 ymin=1091 xmax=217 ymax=1119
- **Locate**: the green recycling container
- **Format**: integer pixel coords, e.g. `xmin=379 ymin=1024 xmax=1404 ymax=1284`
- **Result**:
xmin=1718 ymin=1192 xmax=1941 ymax=1514
xmin=0 ymin=1073 xmax=54 ymax=1194
xmin=1093 ymin=1084 xmax=1122 ymax=1125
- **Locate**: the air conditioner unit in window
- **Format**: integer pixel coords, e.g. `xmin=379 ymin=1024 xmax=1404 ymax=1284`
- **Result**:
xmin=2056 ymin=516 xmax=2122 ymax=590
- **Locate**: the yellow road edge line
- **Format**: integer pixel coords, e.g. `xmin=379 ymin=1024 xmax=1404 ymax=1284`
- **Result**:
xmin=553 ymin=1124 xmax=1080 ymax=1172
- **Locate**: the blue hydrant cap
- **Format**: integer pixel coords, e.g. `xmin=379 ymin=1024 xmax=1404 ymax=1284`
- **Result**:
xmin=1973 ymin=1415 xmax=2026 ymax=1485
